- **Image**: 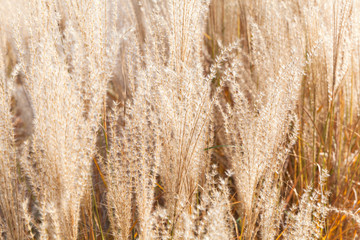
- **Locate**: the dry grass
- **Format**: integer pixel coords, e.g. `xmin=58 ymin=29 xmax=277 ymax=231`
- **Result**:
xmin=0 ymin=0 xmax=360 ymax=239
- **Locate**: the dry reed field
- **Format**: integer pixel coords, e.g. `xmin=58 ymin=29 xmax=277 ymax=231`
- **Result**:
xmin=1 ymin=0 xmax=360 ymax=239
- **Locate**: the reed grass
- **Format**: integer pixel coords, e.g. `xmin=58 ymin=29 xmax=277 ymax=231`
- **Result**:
xmin=0 ymin=0 xmax=360 ymax=239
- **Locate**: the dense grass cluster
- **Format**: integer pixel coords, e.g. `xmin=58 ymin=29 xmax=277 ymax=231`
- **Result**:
xmin=1 ymin=0 xmax=360 ymax=239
